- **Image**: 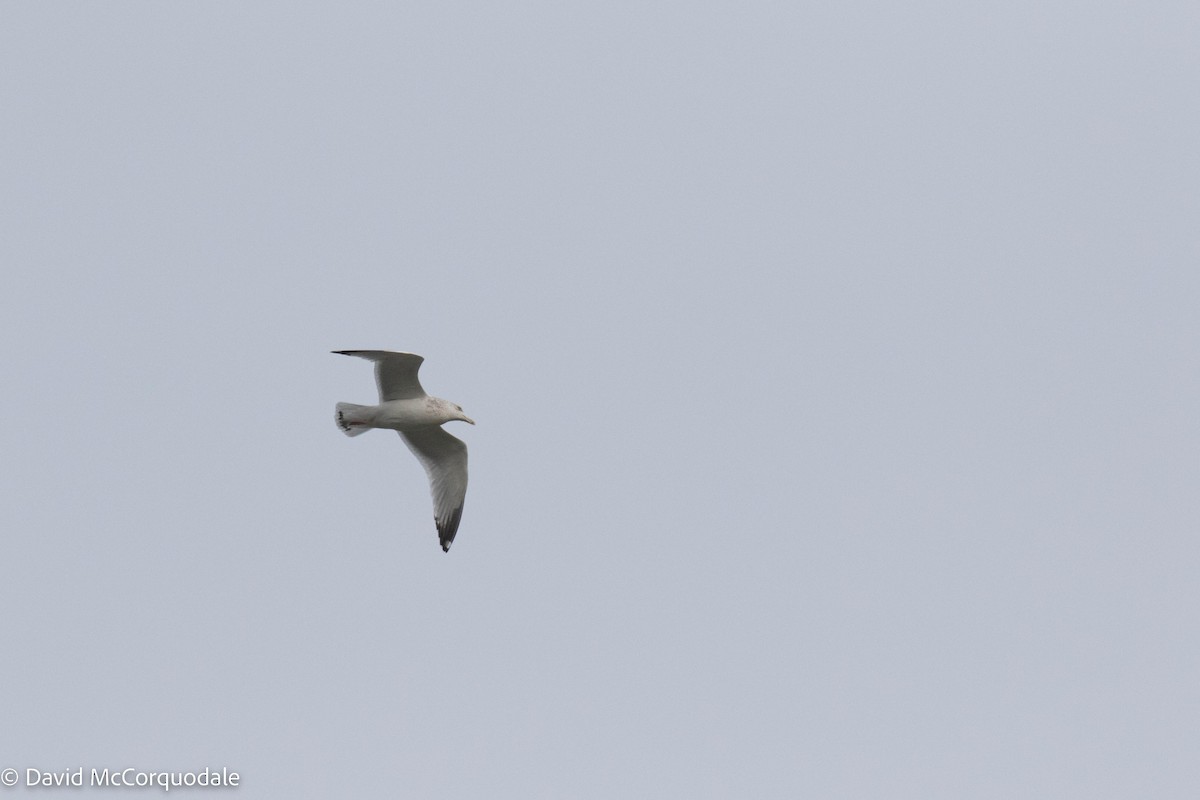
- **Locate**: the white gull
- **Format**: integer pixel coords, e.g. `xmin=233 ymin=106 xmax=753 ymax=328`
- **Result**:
xmin=333 ymin=350 xmax=474 ymax=552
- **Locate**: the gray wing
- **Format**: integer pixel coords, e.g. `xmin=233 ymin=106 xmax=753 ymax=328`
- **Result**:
xmin=333 ymin=350 xmax=426 ymax=401
xmin=398 ymin=427 xmax=469 ymax=552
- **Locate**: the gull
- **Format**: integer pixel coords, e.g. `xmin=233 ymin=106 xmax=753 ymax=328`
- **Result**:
xmin=333 ymin=350 xmax=474 ymax=552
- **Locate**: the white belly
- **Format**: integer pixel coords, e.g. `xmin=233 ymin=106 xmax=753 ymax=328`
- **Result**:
xmin=373 ymin=398 xmax=446 ymax=431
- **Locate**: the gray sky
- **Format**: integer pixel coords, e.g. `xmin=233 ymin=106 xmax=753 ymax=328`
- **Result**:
xmin=2 ymin=2 xmax=1198 ymax=798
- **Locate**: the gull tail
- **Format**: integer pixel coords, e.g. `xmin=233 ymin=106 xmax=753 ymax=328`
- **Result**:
xmin=335 ymin=402 xmax=373 ymax=437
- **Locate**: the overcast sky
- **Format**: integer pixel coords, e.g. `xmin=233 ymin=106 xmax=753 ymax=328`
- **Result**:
xmin=2 ymin=2 xmax=1198 ymax=798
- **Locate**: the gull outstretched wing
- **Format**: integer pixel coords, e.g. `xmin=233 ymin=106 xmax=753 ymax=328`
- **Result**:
xmin=398 ymin=427 xmax=469 ymax=552
xmin=333 ymin=350 xmax=426 ymax=401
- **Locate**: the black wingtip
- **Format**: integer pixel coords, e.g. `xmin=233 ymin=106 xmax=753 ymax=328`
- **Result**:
xmin=436 ymin=506 xmax=463 ymax=553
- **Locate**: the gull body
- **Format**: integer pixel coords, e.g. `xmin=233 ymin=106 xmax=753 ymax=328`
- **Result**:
xmin=332 ymin=350 xmax=474 ymax=552
xmin=346 ymin=396 xmax=475 ymax=432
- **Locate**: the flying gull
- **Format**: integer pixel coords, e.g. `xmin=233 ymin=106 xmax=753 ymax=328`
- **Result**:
xmin=333 ymin=350 xmax=474 ymax=552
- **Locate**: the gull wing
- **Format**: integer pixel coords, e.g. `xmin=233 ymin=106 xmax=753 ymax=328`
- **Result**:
xmin=333 ymin=350 xmax=426 ymax=401
xmin=398 ymin=427 xmax=469 ymax=552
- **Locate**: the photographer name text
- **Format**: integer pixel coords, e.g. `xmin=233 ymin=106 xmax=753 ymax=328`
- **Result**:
xmin=2 ymin=767 xmax=239 ymax=791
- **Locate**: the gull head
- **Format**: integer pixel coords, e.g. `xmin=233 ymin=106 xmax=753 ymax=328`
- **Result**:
xmin=427 ymin=396 xmax=475 ymax=425
xmin=448 ymin=400 xmax=475 ymax=425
